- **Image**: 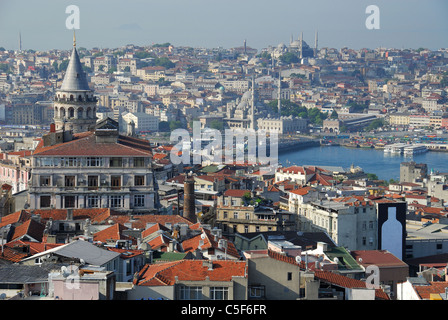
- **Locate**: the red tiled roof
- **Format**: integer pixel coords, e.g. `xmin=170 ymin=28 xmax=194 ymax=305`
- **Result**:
xmin=0 ymin=246 xmax=29 ymax=263
xmin=106 ymin=247 xmax=144 ymax=259
xmin=223 ymin=189 xmax=250 ymax=197
xmin=33 ymin=132 xmax=152 ymax=156
xmin=107 ymin=214 xmax=194 ymax=229
xmin=0 ymin=210 xmax=31 ymax=228
xmin=9 ymin=219 xmax=45 ymax=243
xmin=414 ymin=282 xmax=448 ymax=300
xmin=181 ymin=229 xmax=240 ymax=258
xmin=314 ymin=270 xmax=390 ymax=300
xmin=277 ymin=166 xmax=305 ymax=174
xmin=141 ymin=223 xmax=170 ymax=239
xmin=93 ymin=223 xmax=134 ymax=244
xmin=29 ymin=208 xmax=115 ymax=224
xmin=290 ymin=186 xmax=313 ymax=196
xmin=5 ymin=240 xmax=63 ymax=255
xmin=147 ymin=234 xmax=173 ymax=252
xmin=350 ymin=250 xmax=407 ymax=267
xmin=135 ymin=260 xmax=247 ymax=286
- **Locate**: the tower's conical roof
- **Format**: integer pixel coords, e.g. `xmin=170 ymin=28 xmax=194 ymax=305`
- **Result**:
xmin=59 ymin=36 xmax=91 ymax=92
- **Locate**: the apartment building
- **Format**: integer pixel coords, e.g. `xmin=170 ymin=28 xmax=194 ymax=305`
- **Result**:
xmin=28 ymin=118 xmax=159 ymax=214
xmin=297 ymin=197 xmax=378 ymax=251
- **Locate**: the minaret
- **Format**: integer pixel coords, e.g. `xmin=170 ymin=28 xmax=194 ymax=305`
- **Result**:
xmin=314 ymin=30 xmax=318 ymax=57
xmin=18 ymin=31 xmax=22 ymax=52
xmin=53 ymin=32 xmax=97 ymax=133
xmin=277 ymin=73 xmax=281 ymax=114
xmin=250 ymin=76 xmax=255 ymax=130
xmin=244 ymin=39 xmax=247 ymax=54
xmin=299 ymin=32 xmax=303 ymax=59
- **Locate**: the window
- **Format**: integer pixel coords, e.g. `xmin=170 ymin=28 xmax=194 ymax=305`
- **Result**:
xmin=244 ymin=225 xmax=249 ymax=233
xmin=64 ymin=196 xmax=75 ymax=208
xmin=249 ymin=286 xmax=265 ymax=298
xmin=233 ymin=212 xmax=238 ymax=219
xmin=210 ymin=287 xmax=228 ymax=300
xmin=362 ymin=221 xmax=367 ymax=231
xmin=111 ymin=176 xmax=121 ymax=190
xmin=40 ymin=196 xmax=51 ymax=208
xmin=134 ymin=157 xmax=145 ymax=167
xmin=369 ymin=221 xmax=374 ymax=229
xmin=134 ymin=175 xmax=145 ymax=186
xmin=362 ymin=237 xmax=367 ymax=246
xmin=223 ymin=211 xmax=228 ymax=219
xmin=86 ymin=157 xmax=103 ymax=167
xmin=62 ymin=157 xmax=77 ymax=167
xmin=437 ymin=243 xmax=443 ymax=250
xmin=134 ymin=195 xmax=145 ymax=207
xmin=88 ymin=175 xmax=98 ymax=190
xmin=41 ymin=158 xmax=53 ymax=167
xmin=110 ymin=195 xmax=122 ymax=208
xmin=87 ymin=195 xmax=99 ymax=208
xmin=245 ymin=212 xmax=250 ymax=220
xmin=287 ymin=272 xmax=293 ymax=281
xmin=65 ymin=176 xmax=75 ymax=188
xmin=179 ymin=286 xmax=202 ymax=300
xmin=109 ymin=157 xmax=123 ymax=167
xmin=40 ymin=176 xmax=51 ymax=186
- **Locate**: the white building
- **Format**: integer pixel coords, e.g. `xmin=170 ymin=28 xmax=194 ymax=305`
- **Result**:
xmin=122 ymin=112 xmax=159 ymax=132
xmin=297 ymin=197 xmax=378 ymax=251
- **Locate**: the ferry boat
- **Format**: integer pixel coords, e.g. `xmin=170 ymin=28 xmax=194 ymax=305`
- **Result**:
xmin=403 ymin=144 xmax=428 ymax=156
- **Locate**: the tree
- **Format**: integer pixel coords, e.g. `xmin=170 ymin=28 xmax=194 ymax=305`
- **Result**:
xmin=0 ymin=63 xmax=9 ymax=73
xmin=169 ymin=120 xmax=183 ymax=131
xmin=158 ymin=121 xmax=170 ymax=132
xmin=123 ymin=66 xmax=131 ymax=72
xmin=279 ymin=52 xmax=299 ymax=64
xmin=209 ymin=120 xmax=223 ymax=131
xmin=367 ymin=173 xmax=379 ymax=180
xmin=330 ymin=110 xmax=338 ymax=119
xmin=58 ymin=60 xmax=70 ymax=72
xmin=107 ymin=66 xmax=117 ymax=74
xmin=98 ymin=65 xmax=105 ymax=72
xmin=153 ymin=57 xmax=175 ymax=69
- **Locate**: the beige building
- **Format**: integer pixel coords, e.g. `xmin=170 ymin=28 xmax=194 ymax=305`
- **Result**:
xmin=389 ymin=113 xmax=410 ymax=126
xmin=216 ymin=205 xmax=296 ymax=237
xmin=257 ymin=116 xmax=307 ymax=134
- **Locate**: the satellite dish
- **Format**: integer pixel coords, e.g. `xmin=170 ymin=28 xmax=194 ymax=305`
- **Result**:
xmin=61 ymin=266 xmax=70 ymax=278
xmin=334 ymin=257 xmax=339 ymax=263
xmin=80 ymin=258 xmax=85 ymax=266
xmin=295 ymin=256 xmax=302 ymax=263
xmin=358 ymin=258 xmax=363 ymax=263
xmin=201 ymin=233 xmax=206 ymax=240
xmin=0 ymin=293 xmax=6 ymax=300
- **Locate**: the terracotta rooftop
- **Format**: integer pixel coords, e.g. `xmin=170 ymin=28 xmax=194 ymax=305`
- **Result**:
xmin=350 ymin=250 xmax=408 ymax=267
xmin=223 ymin=189 xmax=250 ymax=197
xmin=413 ymin=282 xmax=448 ymax=300
xmin=134 ymin=260 xmax=247 ymax=286
xmin=9 ymin=218 xmax=45 ymax=243
xmin=33 ymin=131 xmax=153 ymax=157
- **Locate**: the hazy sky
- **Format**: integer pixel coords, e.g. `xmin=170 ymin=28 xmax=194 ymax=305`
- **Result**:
xmin=0 ymin=0 xmax=447 ymax=51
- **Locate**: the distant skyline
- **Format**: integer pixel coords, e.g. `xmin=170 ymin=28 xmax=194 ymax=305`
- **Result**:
xmin=0 ymin=0 xmax=447 ymax=52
